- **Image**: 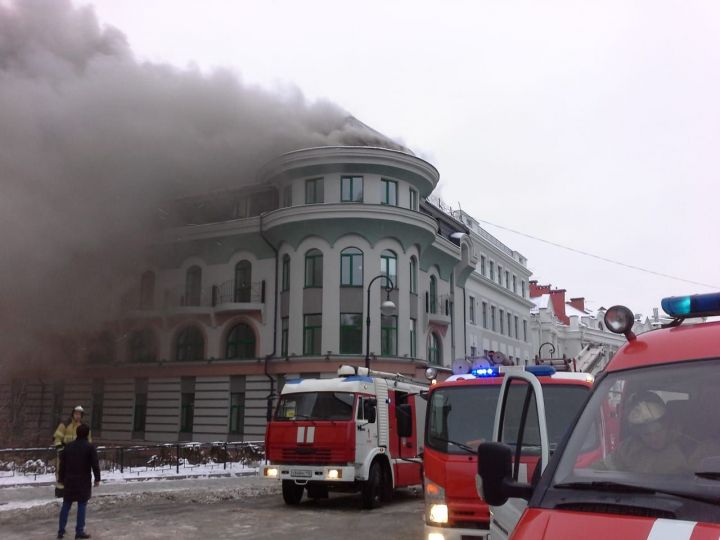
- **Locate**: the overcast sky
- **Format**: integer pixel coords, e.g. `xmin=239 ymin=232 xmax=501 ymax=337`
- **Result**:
xmin=80 ymin=0 xmax=720 ymax=317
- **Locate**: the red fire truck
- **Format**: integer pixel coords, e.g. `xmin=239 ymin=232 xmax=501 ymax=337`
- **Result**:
xmin=478 ymin=293 xmax=720 ymax=539
xmin=261 ymin=365 xmax=427 ymax=508
xmin=424 ymin=363 xmax=594 ymax=540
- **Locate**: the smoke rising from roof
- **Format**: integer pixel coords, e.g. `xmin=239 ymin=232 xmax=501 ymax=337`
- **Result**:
xmin=0 ymin=0 xmax=406 ymax=370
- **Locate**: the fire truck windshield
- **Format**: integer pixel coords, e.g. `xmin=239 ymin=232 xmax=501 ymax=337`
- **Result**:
xmin=547 ymin=358 xmax=720 ymax=514
xmin=427 ymin=384 xmax=589 ymax=455
xmin=275 ymin=391 xmax=355 ymax=421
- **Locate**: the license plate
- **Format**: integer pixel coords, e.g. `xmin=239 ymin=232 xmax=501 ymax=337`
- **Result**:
xmin=290 ymin=469 xmax=312 ymax=478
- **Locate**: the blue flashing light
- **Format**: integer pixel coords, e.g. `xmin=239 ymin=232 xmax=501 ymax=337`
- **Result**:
xmin=285 ymin=378 xmax=303 ymax=384
xmin=471 ymin=368 xmax=499 ymax=377
xmin=342 ymin=375 xmax=373 ymax=383
xmin=525 ymin=365 xmax=556 ymax=377
xmin=661 ymin=292 xmax=720 ymax=318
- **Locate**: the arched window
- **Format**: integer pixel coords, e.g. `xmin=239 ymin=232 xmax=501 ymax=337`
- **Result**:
xmin=128 ymin=328 xmax=156 ymax=363
xmin=380 ymin=250 xmax=397 ymax=287
xmin=304 ymin=249 xmax=323 ymax=288
xmin=340 ymin=247 xmax=363 ymax=286
xmin=226 ymin=323 xmax=256 ymax=359
xmin=234 ymin=260 xmax=252 ymax=302
xmin=176 ymin=326 xmax=204 ymax=361
xmin=409 ymin=257 xmax=417 ymax=294
xmin=140 ymin=271 xmax=155 ymax=309
xmin=428 ymin=333 xmax=441 ymax=365
xmin=429 ymin=275 xmax=437 ymax=314
xmin=185 ymin=266 xmax=202 ymax=306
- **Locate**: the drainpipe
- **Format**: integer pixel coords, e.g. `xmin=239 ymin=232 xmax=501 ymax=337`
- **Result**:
xmin=462 ymin=287 xmax=467 ymax=357
xmin=259 ymin=212 xmax=278 ymax=421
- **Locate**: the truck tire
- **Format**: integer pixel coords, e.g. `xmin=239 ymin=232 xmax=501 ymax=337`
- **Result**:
xmin=282 ymin=480 xmax=304 ymax=505
xmin=307 ymin=484 xmax=329 ymax=499
xmin=361 ymin=462 xmax=382 ymax=509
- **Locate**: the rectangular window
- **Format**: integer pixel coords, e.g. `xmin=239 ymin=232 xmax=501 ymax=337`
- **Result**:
xmin=521 ymin=280 xmax=526 ymax=298
xmin=381 ymin=315 xmax=398 ymax=356
xmin=480 ymin=255 xmax=486 ymax=276
xmin=505 ymin=271 xmax=510 ymax=289
xmin=281 ymin=317 xmax=289 ymax=357
xmin=133 ymin=393 xmax=147 ymax=433
xmin=304 ymin=252 xmax=323 ymax=287
xmin=409 ymin=318 xmax=416 ymax=357
xmin=303 ymin=314 xmax=322 ymax=355
xmin=341 ymin=176 xmax=363 ymax=202
xmin=91 ymin=393 xmax=103 ymax=431
xmin=523 ymin=320 xmax=528 ymax=342
xmin=409 ymin=188 xmax=418 ymax=211
xmin=229 ymin=392 xmax=245 ymax=434
xmin=282 ymin=185 xmax=292 ymax=207
xmin=482 ymin=301 xmax=488 ymax=329
xmin=381 ymin=178 xmax=398 ymax=205
xmin=489 ymin=261 xmax=495 ymax=281
xmin=500 ymin=309 xmax=505 ymax=335
xmin=281 ymin=257 xmax=290 ymax=292
xmin=512 ymin=275 xmax=517 ymax=293
xmin=469 ymin=296 xmax=476 ymax=324
xmin=470 ymin=345 xmax=477 ymax=357
xmin=498 ymin=266 xmax=503 ymax=286
xmin=514 ymin=316 xmax=519 ymax=340
xmin=507 ymin=313 xmax=512 ymax=338
xmin=305 ymin=177 xmax=324 ymax=204
xmin=409 ymin=258 xmax=417 ymax=294
xmin=180 ymin=393 xmax=195 ymax=433
xmin=491 ymin=306 xmax=496 ymax=332
xmin=339 ymin=313 xmax=363 ymax=354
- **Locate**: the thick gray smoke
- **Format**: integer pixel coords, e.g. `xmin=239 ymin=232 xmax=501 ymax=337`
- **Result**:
xmin=0 ymin=0 xmax=406 ymax=371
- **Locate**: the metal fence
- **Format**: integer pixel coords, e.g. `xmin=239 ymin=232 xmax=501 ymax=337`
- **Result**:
xmin=0 ymin=441 xmax=265 ymax=481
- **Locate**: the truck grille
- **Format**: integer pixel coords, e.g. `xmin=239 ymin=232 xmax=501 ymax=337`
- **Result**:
xmin=280 ymin=447 xmax=339 ymax=464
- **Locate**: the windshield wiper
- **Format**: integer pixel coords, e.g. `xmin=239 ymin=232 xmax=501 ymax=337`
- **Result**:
xmin=554 ymin=481 xmax=720 ymax=505
xmin=432 ymin=436 xmax=475 ymax=454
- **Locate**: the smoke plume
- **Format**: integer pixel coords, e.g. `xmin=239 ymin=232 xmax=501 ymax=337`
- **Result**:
xmin=0 ymin=0 xmax=406 ymax=371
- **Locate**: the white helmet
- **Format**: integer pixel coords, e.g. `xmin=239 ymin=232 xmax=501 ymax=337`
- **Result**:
xmin=73 ymin=405 xmax=85 ymax=413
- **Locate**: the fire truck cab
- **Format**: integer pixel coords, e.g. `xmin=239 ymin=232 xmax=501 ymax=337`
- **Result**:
xmin=423 ymin=361 xmax=593 ymax=540
xmin=262 ymin=365 xmax=427 ymax=509
xmin=478 ymin=293 xmax=720 ymax=539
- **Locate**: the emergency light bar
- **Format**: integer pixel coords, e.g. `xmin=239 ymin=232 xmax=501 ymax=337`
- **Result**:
xmin=661 ymin=292 xmax=720 ymax=319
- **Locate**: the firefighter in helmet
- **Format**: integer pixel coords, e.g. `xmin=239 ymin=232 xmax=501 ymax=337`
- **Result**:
xmin=54 ymin=406 xmax=92 ymax=496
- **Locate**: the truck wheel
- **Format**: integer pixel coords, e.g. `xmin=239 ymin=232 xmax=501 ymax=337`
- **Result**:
xmin=282 ymin=480 xmax=304 ymax=505
xmin=380 ymin=466 xmax=393 ymax=503
xmin=361 ymin=462 xmax=382 ymax=509
xmin=307 ymin=484 xmax=329 ymax=499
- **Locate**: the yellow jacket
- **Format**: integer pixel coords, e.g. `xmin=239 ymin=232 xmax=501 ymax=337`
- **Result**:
xmin=53 ymin=420 xmax=92 ymax=446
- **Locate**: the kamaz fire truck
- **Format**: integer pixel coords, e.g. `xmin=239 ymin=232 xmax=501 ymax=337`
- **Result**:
xmin=423 ymin=359 xmax=594 ymax=540
xmin=478 ymin=293 xmax=720 ymax=539
xmin=261 ymin=365 xmax=427 ymax=509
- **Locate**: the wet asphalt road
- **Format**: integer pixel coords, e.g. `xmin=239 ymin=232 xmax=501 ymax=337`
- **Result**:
xmin=1 ymin=484 xmax=425 ymax=539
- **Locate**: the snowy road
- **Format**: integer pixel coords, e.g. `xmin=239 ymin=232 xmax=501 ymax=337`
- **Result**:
xmin=0 ymin=476 xmax=425 ymax=539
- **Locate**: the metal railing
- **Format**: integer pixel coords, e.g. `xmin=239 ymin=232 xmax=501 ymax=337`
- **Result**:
xmin=0 ymin=441 xmax=264 ymax=482
xmin=212 ymin=280 xmax=265 ymax=305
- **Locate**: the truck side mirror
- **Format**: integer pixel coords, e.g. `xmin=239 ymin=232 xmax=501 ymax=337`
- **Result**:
xmin=396 ymin=403 xmax=413 ymax=437
xmin=364 ymin=398 xmax=377 ymax=424
xmin=477 ymin=442 xmax=533 ymax=506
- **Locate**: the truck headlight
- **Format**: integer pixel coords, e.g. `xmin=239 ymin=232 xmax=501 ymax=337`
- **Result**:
xmin=428 ymin=504 xmax=449 ymax=524
xmin=264 ymin=467 xmax=279 ymax=478
xmin=427 ymin=533 xmax=445 ymax=540
xmin=326 ymin=469 xmax=342 ymax=479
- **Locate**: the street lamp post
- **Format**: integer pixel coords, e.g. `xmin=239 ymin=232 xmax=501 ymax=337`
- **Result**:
xmin=365 ymin=274 xmax=396 ymax=369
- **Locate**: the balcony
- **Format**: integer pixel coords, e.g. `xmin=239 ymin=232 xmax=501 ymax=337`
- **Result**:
xmin=425 ymin=293 xmax=452 ymax=326
xmin=211 ymin=280 xmax=266 ymax=315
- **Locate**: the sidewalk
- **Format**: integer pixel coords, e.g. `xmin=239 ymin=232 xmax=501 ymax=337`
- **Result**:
xmin=0 ymin=471 xmax=263 ymax=512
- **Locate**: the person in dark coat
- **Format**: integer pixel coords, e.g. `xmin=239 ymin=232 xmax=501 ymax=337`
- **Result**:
xmin=57 ymin=423 xmax=100 ymax=539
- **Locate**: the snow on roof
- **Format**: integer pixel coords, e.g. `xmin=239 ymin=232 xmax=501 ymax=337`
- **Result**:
xmin=531 ymin=295 xmax=551 ymax=310
xmin=565 ymin=303 xmax=589 ymax=318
